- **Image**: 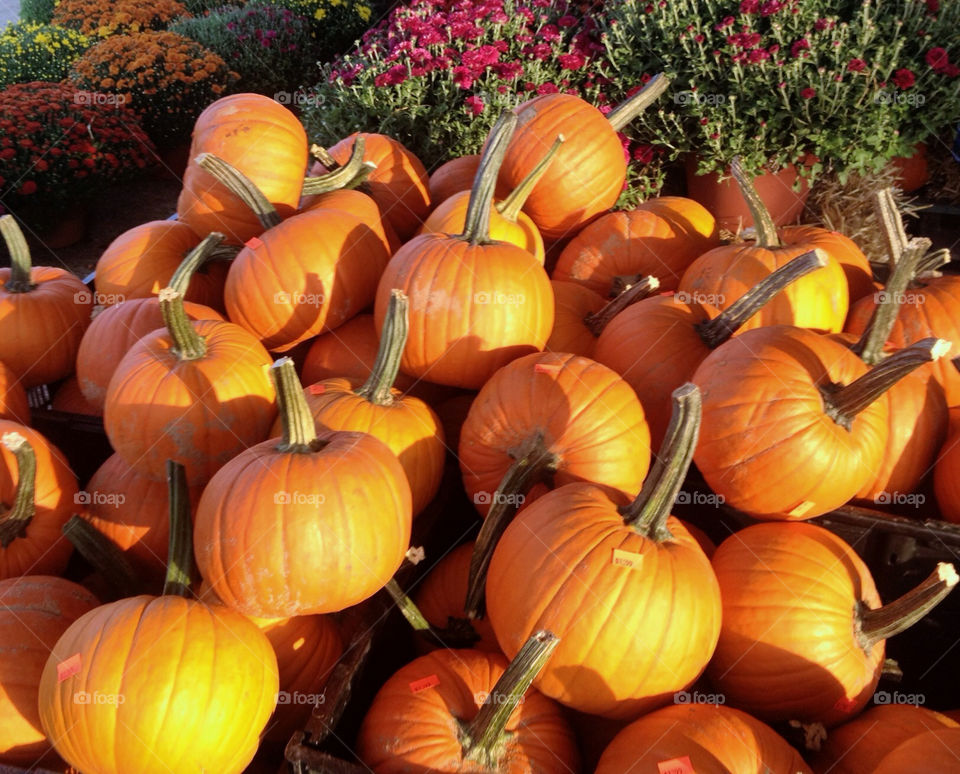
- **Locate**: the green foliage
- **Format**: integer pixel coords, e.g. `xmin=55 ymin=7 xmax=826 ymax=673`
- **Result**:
xmin=0 ymin=22 xmax=91 ymax=88
xmin=19 ymin=0 xmax=58 ymax=24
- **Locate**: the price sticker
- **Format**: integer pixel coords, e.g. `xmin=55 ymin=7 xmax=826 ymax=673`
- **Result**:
xmin=309 ymin=384 xmax=326 ymax=394
xmin=658 ymin=756 xmax=695 ymax=774
xmin=612 ymin=548 xmax=643 ymax=569
xmin=244 ymin=236 xmax=264 ymax=250
xmin=57 ymin=653 xmax=82 ymax=682
xmin=409 ymin=675 xmax=440 ymax=694
xmin=534 ymin=363 xmax=561 ymax=374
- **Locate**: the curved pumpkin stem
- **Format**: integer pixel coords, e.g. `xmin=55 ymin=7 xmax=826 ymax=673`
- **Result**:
xmin=301 ymin=137 xmax=375 ymax=195
xmin=0 ymin=215 xmax=35 ymax=293
xmin=310 ymin=144 xmax=337 ymax=168
xmin=731 ymin=156 xmax=780 ymax=248
xmin=620 ymin=383 xmax=701 ymax=541
xmin=0 ymin=432 xmax=35 ymax=547
xmin=159 ymin=233 xmax=224 ymax=361
xmin=461 ymin=630 xmax=559 ymax=767
xmin=856 ymin=563 xmax=958 ymax=652
xmin=823 ymin=338 xmax=951 ymax=430
xmin=606 ymin=72 xmax=670 ymax=131
xmin=696 ymin=249 xmax=826 ymax=349
xmin=355 ymin=290 xmax=407 ymax=406
xmin=584 ymin=275 xmax=659 ymax=337
xmin=462 ymin=110 xmax=518 ymax=246
xmin=495 ymin=134 xmax=564 ymax=223
xmin=163 ymin=460 xmax=193 ymax=598
xmin=272 ymin=357 xmax=324 ymax=453
xmin=196 ymin=153 xmax=283 ymax=231
xmin=63 ymin=516 xmax=144 ymax=599
xmin=465 ymin=432 xmax=558 ymax=619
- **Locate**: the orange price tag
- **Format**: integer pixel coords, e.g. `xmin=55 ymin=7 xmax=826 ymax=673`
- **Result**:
xmin=309 ymin=384 xmax=326 ymax=394
xmin=245 ymin=236 xmax=264 ymax=250
xmin=788 ymin=500 xmax=816 ymax=518
xmin=611 ymin=548 xmax=643 ymax=569
xmin=833 ymin=695 xmax=859 ymax=712
xmin=57 ymin=653 xmax=82 ymax=682
xmin=409 ymin=675 xmax=440 ymax=694
xmin=534 ymin=363 xmax=561 ymax=374
xmin=658 ymin=756 xmax=695 ymax=774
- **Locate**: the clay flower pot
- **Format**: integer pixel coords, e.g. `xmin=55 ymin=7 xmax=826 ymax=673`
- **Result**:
xmin=888 ymin=142 xmax=929 ymax=193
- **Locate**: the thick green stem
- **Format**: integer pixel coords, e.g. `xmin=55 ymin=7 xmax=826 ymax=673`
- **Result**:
xmin=584 ymin=275 xmax=659 ymax=337
xmin=302 ymin=137 xmax=374 ymax=195
xmin=731 ymin=156 xmax=780 ymax=247
xmin=823 ymin=338 xmax=951 ymax=431
xmin=856 ymin=563 xmax=958 ymax=652
xmin=461 ymin=630 xmax=559 ymax=767
xmin=465 ymin=434 xmax=558 ymax=619
xmin=0 ymin=432 xmax=35 ymax=547
xmin=696 ymin=249 xmax=826 ymax=349
xmin=272 ymin=357 xmax=323 ymax=453
xmin=385 ymin=578 xmax=432 ymax=631
xmin=63 ymin=516 xmax=143 ymax=597
xmin=0 ymin=215 xmax=35 ymax=293
xmin=874 ymin=188 xmax=909 ymax=265
xmin=462 ymin=111 xmax=518 ymax=245
xmin=159 ymin=288 xmax=206 ymax=360
xmin=195 ymin=153 xmax=282 ymax=230
xmin=620 ymin=384 xmax=701 ymax=540
xmin=606 ymin=73 xmax=670 ymax=131
xmin=170 ymin=232 xmax=225 ymax=297
xmin=384 ymin=578 xmax=481 ymax=649
xmin=163 ymin=460 xmax=193 ymax=597
xmin=495 ymin=134 xmax=564 ymax=222
xmin=355 ymin=290 xmax=407 ymax=406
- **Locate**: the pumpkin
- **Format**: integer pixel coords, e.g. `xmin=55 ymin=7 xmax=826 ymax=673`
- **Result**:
xmin=51 ymin=377 xmax=100 ymax=416
xmin=637 ymin=195 xmax=721 ymax=248
xmin=103 ymin=234 xmax=276 ymax=484
xmin=935 ymin=424 xmax=960 ymax=523
xmin=0 ymin=576 xmax=99 ymax=766
xmin=76 ymin=292 xmax=223 ymax=412
xmin=810 ymin=704 xmax=958 ymax=774
xmin=94 ymin=219 xmax=231 ymax=311
xmin=273 ymin=291 xmax=445 ymax=516
xmin=300 ymin=186 xmax=401 ymax=254
xmin=0 ymin=360 xmax=29 ymax=424
xmin=552 ymin=197 xmax=718 ymax=295
xmin=357 ymin=630 xmax=579 ymax=772
xmin=595 ymin=703 xmax=813 ymax=773
xmin=420 ymin=134 xmax=563 ymax=264
xmin=781 ymin=224 xmax=875 ymax=306
xmin=373 ymin=111 xmax=553 ymax=389
xmin=873 ymin=727 xmax=960 ymax=773
xmin=193 ymin=358 xmax=412 ymax=618
xmin=597 ymin=249 xmax=827 ymax=448
xmin=0 ymin=215 xmax=93 ymax=387
xmin=38 ymin=460 xmax=279 ymax=774
xmin=678 ymin=159 xmax=849 ymax=334
xmin=428 ymin=154 xmax=482 ymax=205
xmin=496 ymin=75 xmax=669 ymax=241
xmin=691 ymin=327 xmax=947 ymax=520
xmin=0 ymin=425 xmax=78 ymax=580
xmin=177 ymin=93 xmax=307 ymax=244
xmin=709 ymin=521 xmax=957 ymax=726
xmin=486 ymin=384 xmax=722 ymax=719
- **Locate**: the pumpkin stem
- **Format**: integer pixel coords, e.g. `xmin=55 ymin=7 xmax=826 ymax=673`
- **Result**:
xmin=0 ymin=432 xmax=35 ymax=547
xmin=461 ymin=630 xmax=559 ymax=767
xmin=163 ymin=460 xmax=193 ymax=597
xmin=63 ymin=516 xmax=144 ymax=598
xmin=696 ymin=249 xmax=827 ymax=349
xmin=606 ymin=73 xmax=670 ymax=131
xmin=495 ymin=134 xmax=564 ymax=223
xmin=355 ymin=290 xmax=408 ymax=406
xmin=584 ymin=275 xmax=660 ymax=337
xmin=195 ymin=153 xmax=283 ymax=231
xmin=158 ymin=234 xmax=222 ymax=361
xmin=171 ymin=231 xmax=225 ymax=298
xmin=852 ymin=239 xmax=928 ymax=365
xmin=823 ymin=338 xmax=951 ymax=430
xmin=272 ymin=357 xmax=323 ymax=453
xmin=310 ymin=144 xmax=338 ymax=168
xmin=856 ymin=562 xmax=958 ymax=652
xmin=916 ymin=248 xmax=950 ymax=278
xmin=384 ymin=578 xmax=433 ymax=632
xmin=384 ymin=578 xmax=482 ymax=649
xmin=465 ymin=432 xmax=558 ymax=619
xmin=0 ymin=215 xmax=35 ymax=293
xmin=302 ymin=137 xmax=375 ymax=195
xmin=461 ymin=110 xmax=518 ymax=246
xmin=730 ymin=156 xmax=780 ymax=248
xmin=620 ymin=383 xmax=701 ymax=540
xmin=874 ymin=188 xmax=909 ymax=265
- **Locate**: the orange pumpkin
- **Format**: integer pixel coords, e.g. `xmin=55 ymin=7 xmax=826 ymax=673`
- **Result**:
xmin=177 ymin=93 xmax=307 ymax=244
xmin=935 ymin=426 xmax=960 ymax=523
xmin=193 ymin=358 xmax=412 ymax=618
xmin=299 ymin=186 xmax=402 ymax=254
xmin=545 ymin=280 xmax=606 ymax=356
xmin=873 ymin=726 xmax=960 ymax=773
xmin=373 ymin=112 xmax=553 ymax=389
xmin=0 ymin=576 xmax=99 ymax=766
xmin=0 ymin=215 xmax=92 ymax=387
xmin=0 ymin=360 xmax=29 ymax=424
xmin=51 ymin=377 xmax=100 ymax=416
xmin=709 ymin=521 xmax=957 ymax=726
xmin=428 ymin=154 xmax=482 ymax=205
xmin=782 ymin=224 xmax=875 ymax=305
xmin=486 ymin=385 xmax=722 ymax=719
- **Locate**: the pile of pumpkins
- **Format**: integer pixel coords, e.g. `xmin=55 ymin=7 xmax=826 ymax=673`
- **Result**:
xmin=2 ymin=72 xmax=960 ymax=772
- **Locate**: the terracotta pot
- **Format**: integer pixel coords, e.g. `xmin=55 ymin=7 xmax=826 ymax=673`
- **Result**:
xmin=684 ymin=155 xmax=812 ymax=232
xmin=889 ymin=142 xmax=929 ymax=193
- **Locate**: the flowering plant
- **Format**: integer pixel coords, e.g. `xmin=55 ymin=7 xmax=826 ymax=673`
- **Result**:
xmin=52 ymin=0 xmax=189 ymax=39
xmin=260 ymin=0 xmax=375 ymax=54
xmin=602 ymin=0 xmax=960 ymax=182
xmin=303 ymin=0 xmax=614 ymax=175
xmin=0 ymin=81 xmax=155 ymax=222
xmin=69 ymin=31 xmax=239 ymax=150
xmin=19 ymin=0 xmax=57 ymax=24
xmin=0 ymin=22 xmax=91 ymax=88
xmin=171 ymin=4 xmax=317 ymax=96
